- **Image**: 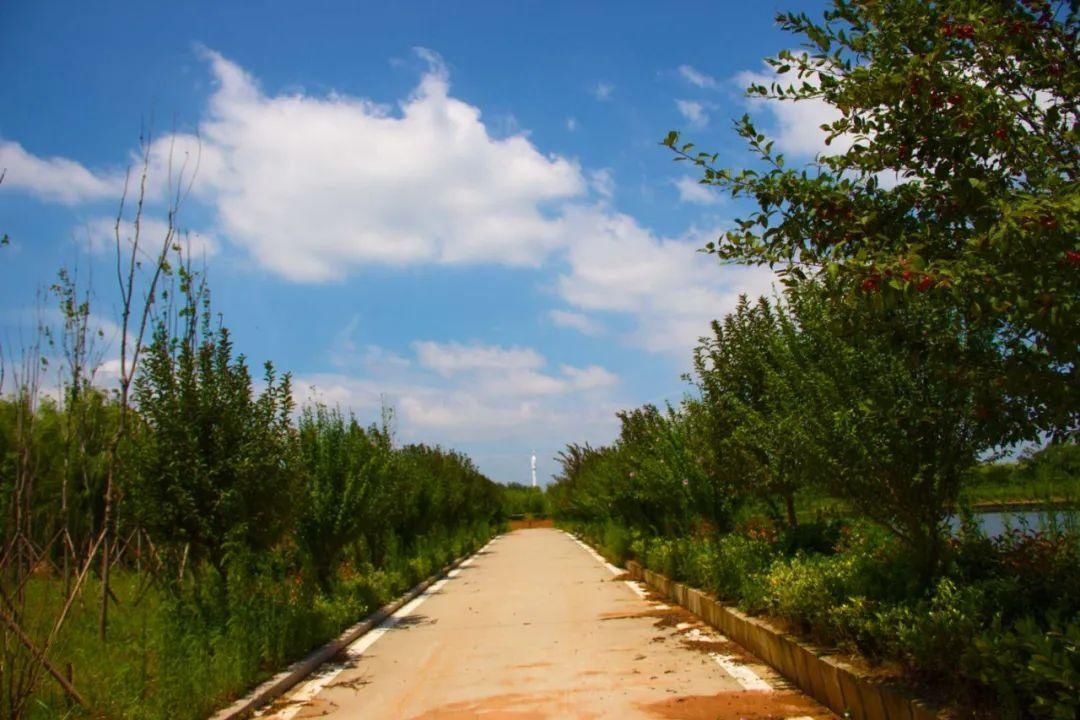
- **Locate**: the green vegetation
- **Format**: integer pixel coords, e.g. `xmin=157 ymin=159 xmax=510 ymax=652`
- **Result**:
xmin=499 ymin=483 xmax=550 ymax=519
xmin=664 ymin=0 xmax=1079 ymax=439
xmin=555 ymin=1 xmax=1078 ymax=717
xmin=963 ymin=444 xmax=1080 ymax=506
xmin=0 ymin=163 xmax=503 ymax=717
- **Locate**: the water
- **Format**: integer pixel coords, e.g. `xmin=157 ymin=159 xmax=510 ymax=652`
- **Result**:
xmin=948 ymin=510 xmax=1076 ymax=537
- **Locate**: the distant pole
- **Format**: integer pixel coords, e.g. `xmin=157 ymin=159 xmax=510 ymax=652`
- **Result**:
xmin=531 ymin=450 xmax=537 ymax=488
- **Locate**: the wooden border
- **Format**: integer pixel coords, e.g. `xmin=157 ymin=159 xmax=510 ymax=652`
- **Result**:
xmin=626 ymin=560 xmax=947 ymax=720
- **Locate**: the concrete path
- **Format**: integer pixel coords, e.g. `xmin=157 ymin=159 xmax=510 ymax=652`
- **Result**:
xmin=261 ymin=529 xmax=835 ymax=719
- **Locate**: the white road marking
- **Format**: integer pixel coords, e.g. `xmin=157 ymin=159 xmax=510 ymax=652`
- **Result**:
xmin=564 ymin=533 xmax=622 ymax=575
xmin=565 ymin=531 xmax=774 ymax=693
xmin=265 ymin=538 xmax=498 ymax=719
xmin=684 ymin=628 xmax=773 ymax=692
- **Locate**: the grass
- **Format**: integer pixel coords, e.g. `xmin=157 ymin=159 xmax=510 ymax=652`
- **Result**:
xmin=10 ymin=524 xmax=495 ymax=719
xmin=960 ymin=472 xmax=1080 ymax=507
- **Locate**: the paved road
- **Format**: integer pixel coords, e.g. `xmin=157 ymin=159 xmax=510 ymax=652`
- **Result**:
xmin=262 ymin=529 xmax=835 ymax=719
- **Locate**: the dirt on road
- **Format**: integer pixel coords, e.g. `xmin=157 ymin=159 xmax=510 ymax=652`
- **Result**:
xmin=262 ymin=528 xmax=835 ymax=720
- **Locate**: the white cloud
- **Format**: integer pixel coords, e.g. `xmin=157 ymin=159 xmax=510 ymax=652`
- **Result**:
xmin=589 ymin=168 xmax=615 ymax=199
xmin=7 ymin=50 xmax=781 ymax=365
xmin=561 ymin=364 xmax=618 ymax=391
xmin=0 ymin=307 xmax=136 ymax=402
xmin=735 ymin=60 xmax=909 ymax=190
xmin=297 ymin=339 xmax=621 ymax=447
xmin=566 ymin=117 xmax=578 ymax=131
xmin=0 ymin=140 xmax=123 ymax=204
xmin=414 ymin=340 xmax=544 ymax=376
xmin=328 ymin=315 xmax=411 ymax=372
xmin=675 ymin=100 xmax=709 ymax=129
xmin=592 ymin=82 xmax=614 ymax=101
xmin=82 ymin=215 xmax=217 ymax=260
xmin=548 ymin=309 xmax=603 ymax=336
xmin=736 ymin=61 xmax=848 ymax=157
xmin=172 ymin=47 xmax=585 ymax=281
xmin=556 ymin=207 xmax=777 ymax=355
xmin=678 ymin=64 xmax=717 ymax=89
xmin=674 ymin=176 xmax=720 ymax=205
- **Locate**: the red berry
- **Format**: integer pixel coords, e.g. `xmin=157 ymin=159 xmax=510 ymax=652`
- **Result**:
xmin=994 ymin=127 xmax=1008 ymax=140
xmin=1066 ymin=250 xmax=1080 ymax=267
xmin=917 ymin=276 xmax=934 ymax=292
xmin=902 ymin=270 xmax=914 ymax=281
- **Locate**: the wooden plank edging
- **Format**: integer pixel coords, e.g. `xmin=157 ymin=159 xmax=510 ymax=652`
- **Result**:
xmin=626 ymin=560 xmax=947 ymax=720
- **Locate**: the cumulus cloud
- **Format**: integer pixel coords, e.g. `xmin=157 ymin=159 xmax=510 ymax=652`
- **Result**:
xmin=0 ymin=140 xmax=123 ymax=204
xmin=678 ymin=64 xmax=717 ymax=89
xmin=176 ymin=47 xmax=586 ymax=281
xmin=560 ymin=364 xmax=618 ymax=391
xmin=297 ymin=338 xmax=622 ymax=449
xmin=548 ymin=309 xmax=603 ymax=336
xmin=589 ymin=168 xmax=615 ymax=199
xmin=675 ymin=99 xmax=709 ymax=129
xmin=414 ymin=341 xmax=544 ymax=377
xmin=735 ymin=59 xmax=907 ymax=189
xmin=674 ymin=176 xmax=720 ymax=205
xmin=736 ymin=61 xmax=848 ymax=158
xmin=82 ymin=215 xmax=218 ymax=260
xmin=0 ymin=307 xmax=136 ymax=402
xmin=7 ymin=49 xmax=780 ymax=364
xmin=556 ymin=207 xmax=777 ymax=355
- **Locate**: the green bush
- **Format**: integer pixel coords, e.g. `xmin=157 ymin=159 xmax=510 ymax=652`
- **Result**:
xmin=764 ymin=552 xmax=859 ymax=635
xmin=705 ymin=534 xmax=774 ymax=611
xmin=600 ymin=520 xmax=635 ymax=565
xmin=964 ymin=615 xmax=1080 ymax=720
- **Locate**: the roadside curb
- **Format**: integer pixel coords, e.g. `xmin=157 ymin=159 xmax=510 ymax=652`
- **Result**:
xmin=209 ymin=535 xmax=500 ymax=720
xmin=625 ymin=560 xmax=948 ymax=720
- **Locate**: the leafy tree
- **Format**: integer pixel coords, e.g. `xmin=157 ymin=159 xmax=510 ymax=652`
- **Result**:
xmin=666 ymin=0 xmax=1079 ymax=439
xmin=549 ymin=443 xmax=621 ymax=523
xmin=694 ymin=296 xmax=812 ymax=527
xmin=499 ymin=483 xmax=547 ymax=517
xmin=130 ymin=316 xmax=296 ymax=580
xmin=296 ymin=406 xmax=390 ymax=589
xmin=614 ymin=404 xmax=700 ymax=536
xmin=781 ymin=283 xmax=1011 ymax=579
xmin=678 ymin=397 xmax=744 ymax=534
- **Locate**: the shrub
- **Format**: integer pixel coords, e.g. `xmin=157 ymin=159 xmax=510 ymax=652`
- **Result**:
xmin=776 ymin=520 xmax=846 ymax=556
xmin=601 ymin=520 xmax=634 ymax=565
xmin=709 ymin=534 xmax=774 ymax=611
xmin=964 ymin=615 xmax=1080 ymax=720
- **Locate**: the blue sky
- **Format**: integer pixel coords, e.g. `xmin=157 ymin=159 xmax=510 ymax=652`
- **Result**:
xmin=1 ymin=0 xmax=834 ymax=485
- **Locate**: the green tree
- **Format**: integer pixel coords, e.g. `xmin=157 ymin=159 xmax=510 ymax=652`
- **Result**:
xmin=666 ymin=0 xmax=1079 ymax=439
xmin=694 ymin=296 xmax=813 ymax=527
xmin=130 ymin=315 xmax=296 ymax=580
xmin=782 ymin=283 xmax=1010 ymax=579
xmin=296 ymin=406 xmax=390 ymax=589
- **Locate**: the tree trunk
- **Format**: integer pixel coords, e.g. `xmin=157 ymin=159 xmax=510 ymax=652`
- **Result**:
xmin=784 ymin=493 xmax=798 ymax=528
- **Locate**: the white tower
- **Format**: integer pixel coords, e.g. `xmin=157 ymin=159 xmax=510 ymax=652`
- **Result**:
xmin=531 ymin=450 xmax=537 ymax=488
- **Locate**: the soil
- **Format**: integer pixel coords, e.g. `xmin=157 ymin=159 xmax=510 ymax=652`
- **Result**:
xmin=508 ymin=518 xmax=555 ymax=530
xmin=642 ymin=690 xmax=829 ymax=719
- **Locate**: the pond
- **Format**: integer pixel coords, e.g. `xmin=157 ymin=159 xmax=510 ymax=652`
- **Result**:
xmin=948 ymin=509 xmax=1077 ymax=537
